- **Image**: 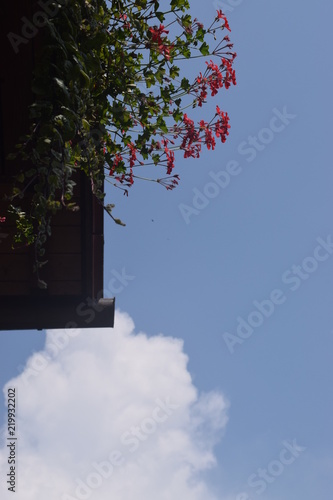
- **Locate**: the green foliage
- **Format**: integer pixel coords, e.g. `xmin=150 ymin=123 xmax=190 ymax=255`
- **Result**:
xmin=6 ymin=0 xmax=236 ymax=282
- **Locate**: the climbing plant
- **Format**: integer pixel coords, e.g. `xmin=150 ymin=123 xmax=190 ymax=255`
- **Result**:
xmin=6 ymin=0 xmax=237 ymax=282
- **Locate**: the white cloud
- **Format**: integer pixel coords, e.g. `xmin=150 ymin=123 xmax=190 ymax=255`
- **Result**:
xmin=0 ymin=310 xmax=229 ymax=500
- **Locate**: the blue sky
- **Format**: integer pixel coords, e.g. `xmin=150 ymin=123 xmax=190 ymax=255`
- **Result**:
xmin=1 ymin=0 xmax=333 ymax=499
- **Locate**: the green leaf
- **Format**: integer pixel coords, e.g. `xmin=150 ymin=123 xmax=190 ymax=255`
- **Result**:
xmin=152 ymin=154 xmax=160 ymax=165
xmin=53 ymin=77 xmax=70 ymax=100
xmin=82 ymin=118 xmax=90 ymax=131
xmin=199 ymin=42 xmax=210 ymax=56
xmin=182 ymin=45 xmax=191 ymax=58
xmin=158 ymin=122 xmax=168 ymax=134
xmin=196 ymin=27 xmax=206 ymax=42
xmin=181 ymin=14 xmax=192 ymax=28
xmin=80 ymin=69 xmax=90 ymax=88
xmin=156 ymin=11 xmax=165 ymax=22
xmin=114 ymin=218 xmax=126 ymax=226
xmin=173 ymin=109 xmax=183 ymax=121
xmin=169 ymin=66 xmax=180 ymax=79
xmin=105 ymin=204 xmax=115 ymax=214
xmin=180 ymin=77 xmax=190 ymax=91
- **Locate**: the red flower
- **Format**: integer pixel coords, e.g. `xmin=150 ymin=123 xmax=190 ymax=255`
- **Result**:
xmin=217 ymin=10 xmax=231 ymax=32
xmin=214 ymin=110 xmax=230 ymax=143
xmin=204 ymin=127 xmax=216 ymax=150
xmin=164 ymin=146 xmax=175 ymax=174
xmin=109 ymin=153 xmax=123 ymax=175
xmin=180 ymin=114 xmax=201 ymax=158
xmin=222 ymin=57 xmax=237 ymax=87
xmin=149 ymin=24 xmax=173 ymax=60
xmin=195 ymin=72 xmax=208 ymax=106
xmin=149 ymin=24 xmax=169 ymax=42
xmin=128 ymin=143 xmax=137 ymax=168
xmin=205 ymin=60 xmax=224 ymax=95
xmin=157 ymin=174 xmax=180 ymax=190
xmin=199 ymin=119 xmax=207 ymax=129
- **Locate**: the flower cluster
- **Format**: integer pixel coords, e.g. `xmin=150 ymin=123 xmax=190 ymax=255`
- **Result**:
xmin=217 ymin=9 xmax=231 ymax=32
xmin=106 ymin=7 xmax=237 ymax=193
xmin=157 ymin=174 xmax=180 ymax=190
xmin=215 ymin=106 xmax=230 ymax=143
xmin=162 ymin=138 xmax=176 ymax=174
xmin=149 ymin=24 xmax=174 ymax=60
xmin=195 ymin=53 xmax=236 ymax=106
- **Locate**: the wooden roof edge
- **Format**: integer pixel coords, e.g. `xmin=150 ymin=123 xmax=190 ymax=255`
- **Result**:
xmin=0 ymin=297 xmax=115 ymax=331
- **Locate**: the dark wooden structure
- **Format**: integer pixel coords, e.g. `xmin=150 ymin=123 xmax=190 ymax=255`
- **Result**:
xmin=0 ymin=1 xmax=115 ymax=330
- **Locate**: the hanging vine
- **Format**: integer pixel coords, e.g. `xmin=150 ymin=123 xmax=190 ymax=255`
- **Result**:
xmin=6 ymin=0 xmax=236 ymax=285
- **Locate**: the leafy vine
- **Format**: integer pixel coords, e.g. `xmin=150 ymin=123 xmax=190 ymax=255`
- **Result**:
xmin=6 ymin=0 xmax=236 ymax=286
